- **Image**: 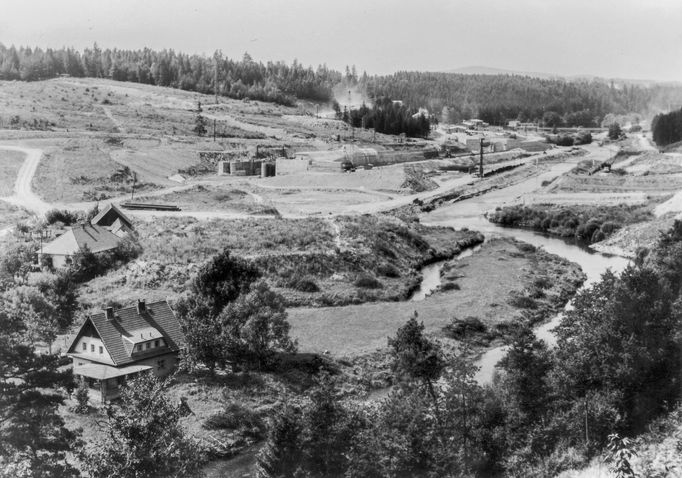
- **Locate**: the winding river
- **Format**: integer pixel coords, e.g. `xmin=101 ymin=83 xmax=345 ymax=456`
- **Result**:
xmin=422 ymin=211 xmax=631 ymax=383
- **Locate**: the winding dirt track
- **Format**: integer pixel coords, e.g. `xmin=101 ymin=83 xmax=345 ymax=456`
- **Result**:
xmin=0 ymin=145 xmax=52 ymax=215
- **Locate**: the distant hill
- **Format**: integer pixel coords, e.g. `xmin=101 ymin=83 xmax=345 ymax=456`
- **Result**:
xmin=444 ymin=66 xmax=559 ymax=80
xmin=444 ymin=65 xmax=680 ymax=87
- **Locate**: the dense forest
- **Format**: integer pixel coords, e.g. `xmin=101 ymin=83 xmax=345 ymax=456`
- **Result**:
xmin=361 ymin=71 xmax=682 ymax=128
xmin=0 ymin=43 xmax=340 ymax=105
xmin=342 ymin=97 xmax=431 ymax=138
xmin=652 ymin=107 xmax=682 ymax=146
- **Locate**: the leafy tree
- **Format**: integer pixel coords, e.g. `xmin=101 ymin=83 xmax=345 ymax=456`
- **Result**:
xmin=0 ymin=300 xmax=79 ymax=477
xmin=542 ymin=111 xmax=563 ymax=128
xmin=608 ymin=122 xmax=623 ymax=140
xmin=80 ymin=373 xmax=204 ymax=478
xmin=2 ymin=285 xmax=58 ymax=347
xmin=176 ymin=248 xmax=261 ymax=370
xmin=190 ymin=248 xmax=260 ymax=316
xmin=218 ymin=280 xmax=297 ymax=369
xmin=256 ymin=405 xmax=304 ymax=478
xmin=193 ymin=113 xmax=207 ymax=136
xmin=0 ymin=242 xmax=37 ymax=281
xmin=27 ymin=271 xmax=78 ymax=332
xmin=388 ymin=312 xmax=444 ymax=402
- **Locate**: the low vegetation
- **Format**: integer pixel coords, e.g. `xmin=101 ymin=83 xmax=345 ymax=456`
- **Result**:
xmin=128 ymin=216 xmax=484 ymax=308
xmin=488 ymin=203 xmax=654 ymax=244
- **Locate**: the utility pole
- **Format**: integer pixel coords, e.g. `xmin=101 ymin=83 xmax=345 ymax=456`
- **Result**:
xmin=479 ymin=138 xmax=484 ymax=178
xmin=349 ymin=90 xmax=354 ymax=141
xmin=213 ymin=118 xmax=216 ymax=142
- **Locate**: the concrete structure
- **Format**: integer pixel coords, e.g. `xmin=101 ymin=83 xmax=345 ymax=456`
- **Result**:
xmin=41 ymin=224 xmax=122 ymax=269
xmin=67 ymin=300 xmax=185 ymax=403
xmin=90 ymin=203 xmax=134 ymax=237
xmin=276 ymin=157 xmax=310 ymax=175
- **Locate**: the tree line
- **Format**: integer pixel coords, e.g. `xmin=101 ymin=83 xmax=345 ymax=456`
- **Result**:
xmin=361 ymin=71 xmax=682 ymax=127
xmin=0 ymin=43 xmax=340 ymax=105
xmin=652 ymin=107 xmax=682 ymax=147
xmin=338 ymin=96 xmax=431 ymax=138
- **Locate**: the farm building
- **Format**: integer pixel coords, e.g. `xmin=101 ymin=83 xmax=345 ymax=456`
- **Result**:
xmin=67 ymin=300 xmax=185 ymax=403
xmin=90 ymin=203 xmax=134 ymax=237
xmin=40 ymin=223 xmax=122 ymax=269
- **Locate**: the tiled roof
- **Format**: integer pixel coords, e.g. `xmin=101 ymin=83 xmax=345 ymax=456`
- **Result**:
xmin=91 ymin=203 xmax=133 ymax=229
xmin=42 ymin=224 xmax=121 ymax=255
xmin=67 ymin=301 xmax=186 ymax=366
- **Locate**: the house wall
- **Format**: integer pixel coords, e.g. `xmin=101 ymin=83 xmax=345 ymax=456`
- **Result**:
xmin=71 ymin=335 xmax=114 ymax=366
xmin=49 ymin=254 xmax=70 ymax=269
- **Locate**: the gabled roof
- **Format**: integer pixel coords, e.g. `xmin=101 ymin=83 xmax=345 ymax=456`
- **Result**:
xmin=42 ymin=224 xmax=121 ymax=256
xmin=91 ymin=203 xmax=134 ymax=230
xmin=67 ymin=301 xmax=185 ymax=366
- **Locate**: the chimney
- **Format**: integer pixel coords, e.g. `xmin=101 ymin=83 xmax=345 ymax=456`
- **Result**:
xmin=105 ymin=307 xmax=115 ymax=321
xmin=137 ymin=299 xmax=146 ymax=314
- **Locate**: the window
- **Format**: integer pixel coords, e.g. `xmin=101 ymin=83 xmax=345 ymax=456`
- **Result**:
xmin=146 ymin=342 xmax=150 ymax=350
xmin=154 ymin=340 xmax=159 ymax=347
xmin=99 ymin=346 xmax=103 ymax=354
xmin=82 ymin=342 xmax=87 ymax=351
xmin=91 ymin=344 xmax=95 ymax=352
xmin=157 ymin=359 xmax=165 ymax=370
xmin=78 ymin=362 xmax=83 ymax=366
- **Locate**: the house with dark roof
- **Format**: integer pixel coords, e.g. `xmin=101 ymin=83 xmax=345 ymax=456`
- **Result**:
xmin=91 ymin=203 xmax=134 ymax=237
xmin=40 ymin=223 xmax=122 ymax=269
xmin=66 ymin=299 xmax=186 ymax=402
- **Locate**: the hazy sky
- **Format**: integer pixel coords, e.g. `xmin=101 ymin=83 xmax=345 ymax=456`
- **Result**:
xmin=1 ymin=0 xmax=681 ymax=81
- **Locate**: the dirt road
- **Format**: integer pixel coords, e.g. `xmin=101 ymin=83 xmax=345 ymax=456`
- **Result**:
xmin=0 ymin=145 xmax=52 ymax=215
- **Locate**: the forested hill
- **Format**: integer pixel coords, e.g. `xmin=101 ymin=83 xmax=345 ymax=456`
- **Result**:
xmin=362 ymin=71 xmax=682 ymax=127
xmin=0 ymin=44 xmax=340 ymax=106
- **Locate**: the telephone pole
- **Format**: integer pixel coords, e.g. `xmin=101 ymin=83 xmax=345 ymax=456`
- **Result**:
xmin=479 ymin=138 xmax=484 ymax=178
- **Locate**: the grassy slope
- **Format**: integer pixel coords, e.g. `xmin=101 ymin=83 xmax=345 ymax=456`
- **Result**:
xmin=77 ymin=215 xmax=484 ymax=309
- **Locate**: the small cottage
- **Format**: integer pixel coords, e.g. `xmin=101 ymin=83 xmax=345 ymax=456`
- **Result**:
xmin=90 ymin=203 xmax=134 ymax=237
xmin=40 ymin=223 xmax=122 ymax=269
xmin=66 ymin=300 xmax=186 ymax=402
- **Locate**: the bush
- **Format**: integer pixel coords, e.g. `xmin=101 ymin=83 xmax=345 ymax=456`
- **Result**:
xmin=354 ymin=273 xmax=383 ymax=289
xmin=72 ymin=380 xmax=90 ymax=414
xmin=288 ymin=274 xmax=320 ymax=292
xmin=45 ymin=208 xmax=81 ymax=226
xmin=377 ymin=263 xmax=400 ymax=278
xmin=444 ymin=316 xmax=487 ymax=339
xmin=508 ymin=293 xmax=538 ymax=309
xmin=440 ymin=281 xmax=460 ymax=291
xmin=203 ymin=402 xmax=265 ymax=438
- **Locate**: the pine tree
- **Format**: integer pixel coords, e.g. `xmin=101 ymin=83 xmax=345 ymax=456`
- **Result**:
xmin=0 ymin=299 xmax=79 ymax=476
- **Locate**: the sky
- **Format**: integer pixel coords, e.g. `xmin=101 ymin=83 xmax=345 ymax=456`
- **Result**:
xmin=1 ymin=0 xmax=681 ymax=82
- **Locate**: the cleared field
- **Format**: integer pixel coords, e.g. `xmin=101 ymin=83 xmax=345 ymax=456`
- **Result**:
xmin=288 ymin=237 xmax=585 ymax=357
xmin=31 ymin=137 xmax=160 ymax=202
xmin=0 ymin=149 xmax=24 ymax=196
xmin=133 ymin=184 xmax=266 ymax=213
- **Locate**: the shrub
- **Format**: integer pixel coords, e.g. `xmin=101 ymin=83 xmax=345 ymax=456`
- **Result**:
xmin=72 ymin=380 xmax=90 ymax=414
xmin=377 ymin=263 xmax=400 ymax=278
xmin=444 ymin=316 xmax=487 ymax=339
xmin=508 ymin=293 xmax=538 ymax=309
xmin=440 ymin=281 xmax=460 ymax=291
xmin=354 ymin=273 xmax=383 ymax=289
xmin=288 ymin=274 xmax=320 ymax=292
xmin=203 ymin=402 xmax=265 ymax=439
xmin=45 ymin=208 xmax=81 ymax=226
